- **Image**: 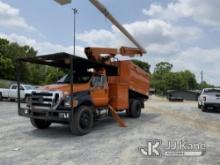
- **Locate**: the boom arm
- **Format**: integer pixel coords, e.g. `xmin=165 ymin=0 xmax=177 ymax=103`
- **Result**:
xmin=54 ymin=0 xmax=147 ymax=54
xmin=85 ymin=47 xmax=143 ymax=63
xmin=89 ymin=0 xmax=146 ymax=54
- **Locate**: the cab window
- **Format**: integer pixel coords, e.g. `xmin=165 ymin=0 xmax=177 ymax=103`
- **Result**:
xmin=11 ymin=85 xmax=17 ymax=89
xmin=91 ymin=75 xmax=107 ymax=87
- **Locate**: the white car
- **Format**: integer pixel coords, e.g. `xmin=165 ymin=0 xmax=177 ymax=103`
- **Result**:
xmin=0 ymin=84 xmax=36 ymax=102
xmin=198 ymin=88 xmax=220 ymax=111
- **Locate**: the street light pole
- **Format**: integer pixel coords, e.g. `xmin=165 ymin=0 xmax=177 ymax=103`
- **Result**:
xmin=72 ymin=8 xmax=78 ymax=56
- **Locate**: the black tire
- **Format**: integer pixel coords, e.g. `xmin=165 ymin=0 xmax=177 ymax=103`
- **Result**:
xmin=128 ymin=99 xmax=141 ymax=118
xmin=25 ymin=95 xmax=31 ymax=103
xmin=201 ymin=106 xmax=207 ymax=112
xmin=0 ymin=93 xmax=2 ymax=101
xmin=198 ymin=103 xmax=201 ymax=109
xmin=126 ymin=100 xmax=132 ymax=117
xmin=10 ymin=98 xmax=15 ymax=102
xmin=30 ymin=118 xmax=51 ymax=129
xmin=70 ymin=105 xmax=94 ymax=136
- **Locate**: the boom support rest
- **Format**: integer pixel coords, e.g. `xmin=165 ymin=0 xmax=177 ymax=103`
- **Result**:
xmin=85 ymin=47 xmax=143 ymax=63
xmin=109 ymin=105 xmax=126 ymax=127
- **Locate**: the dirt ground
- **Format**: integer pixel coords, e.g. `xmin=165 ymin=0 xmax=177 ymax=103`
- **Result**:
xmin=0 ymin=96 xmax=220 ymax=165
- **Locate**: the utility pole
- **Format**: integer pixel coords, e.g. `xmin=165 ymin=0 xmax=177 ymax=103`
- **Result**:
xmin=72 ymin=8 xmax=78 ymax=56
xmin=201 ymin=71 xmax=204 ymax=83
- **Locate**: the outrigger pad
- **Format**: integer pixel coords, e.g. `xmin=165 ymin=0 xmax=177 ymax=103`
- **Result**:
xmin=109 ymin=105 xmax=127 ymax=128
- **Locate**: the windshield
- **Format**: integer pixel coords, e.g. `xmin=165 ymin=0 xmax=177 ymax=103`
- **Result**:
xmin=24 ymin=85 xmax=34 ymax=90
xmin=57 ymin=72 xmax=92 ymax=84
xmin=204 ymin=89 xmax=220 ymax=93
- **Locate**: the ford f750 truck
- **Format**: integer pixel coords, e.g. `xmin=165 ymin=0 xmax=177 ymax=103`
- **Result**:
xmin=17 ymin=47 xmax=150 ymax=135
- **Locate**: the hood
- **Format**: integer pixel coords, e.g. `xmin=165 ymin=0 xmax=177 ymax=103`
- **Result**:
xmin=39 ymin=83 xmax=91 ymax=95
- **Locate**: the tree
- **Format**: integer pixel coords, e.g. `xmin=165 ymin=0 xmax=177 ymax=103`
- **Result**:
xmin=132 ymin=60 xmax=151 ymax=73
xmin=151 ymin=62 xmax=199 ymax=95
xmin=179 ymin=70 xmax=197 ymax=90
xmin=198 ymin=81 xmax=214 ymax=89
xmin=154 ymin=62 xmax=173 ymax=74
xmin=45 ymin=67 xmax=65 ymax=84
xmin=0 ymin=38 xmax=37 ymax=82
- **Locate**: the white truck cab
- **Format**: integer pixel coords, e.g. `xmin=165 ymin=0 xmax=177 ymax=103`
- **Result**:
xmin=198 ymin=88 xmax=220 ymax=111
xmin=0 ymin=84 xmax=35 ymax=102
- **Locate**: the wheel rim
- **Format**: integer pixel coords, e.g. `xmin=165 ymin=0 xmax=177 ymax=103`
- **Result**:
xmin=79 ymin=111 xmax=91 ymax=130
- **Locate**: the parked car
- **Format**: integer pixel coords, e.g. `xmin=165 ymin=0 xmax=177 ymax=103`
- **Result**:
xmin=0 ymin=84 xmax=36 ymax=102
xmin=198 ymin=88 xmax=220 ymax=111
xmin=168 ymin=96 xmax=184 ymax=102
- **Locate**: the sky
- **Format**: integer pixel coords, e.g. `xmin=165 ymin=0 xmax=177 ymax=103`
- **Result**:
xmin=0 ymin=0 xmax=220 ymax=86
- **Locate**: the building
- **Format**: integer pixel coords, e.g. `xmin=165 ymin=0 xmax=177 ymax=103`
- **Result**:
xmin=167 ymin=90 xmax=201 ymax=101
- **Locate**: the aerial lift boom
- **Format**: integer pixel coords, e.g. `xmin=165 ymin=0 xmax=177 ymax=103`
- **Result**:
xmin=89 ymin=0 xmax=146 ymax=54
xmin=54 ymin=0 xmax=147 ymax=54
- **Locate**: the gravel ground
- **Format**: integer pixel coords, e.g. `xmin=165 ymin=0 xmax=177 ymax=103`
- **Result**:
xmin=0 ymin=96 xmax=220 ymax=165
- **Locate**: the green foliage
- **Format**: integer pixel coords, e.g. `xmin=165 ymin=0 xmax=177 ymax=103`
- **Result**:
xmin=0 ymin=79 xmax=11 ymax=88
xmin=132 ymin=60 xmax=151 ymax=73
xmin=151 ymin=62 xmax=202 ymax=95
xmin=0 ymin=38 xmax=37 ymax=81
xmin=0 ymin=38 xmax=65 ymax=85
xmin=45 ymin=67 xmax=65 ymax=84
xmin=154 ymin=62 xmax=173 ymax=74
xmin=0 ymin=57 xmax=14 ymax=80
xmin=198 ymin=81 xmax=215 ymax=89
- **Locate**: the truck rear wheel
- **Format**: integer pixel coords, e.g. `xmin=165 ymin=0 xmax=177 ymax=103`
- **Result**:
xmin=70 ymin=105 xmax=94 ymax=136
xmin=30 ymin=118 xmax=51 ymax=129
xmin=128 ymin=99 xmax=141 ymax=118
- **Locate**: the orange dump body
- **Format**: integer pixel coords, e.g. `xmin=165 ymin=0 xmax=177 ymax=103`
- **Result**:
xmin=108 ymin=60 xmax=150 ymax=110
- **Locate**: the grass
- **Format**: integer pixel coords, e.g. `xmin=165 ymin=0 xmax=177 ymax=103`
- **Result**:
xmin=0 ymin=79 xmax=11 ymax=88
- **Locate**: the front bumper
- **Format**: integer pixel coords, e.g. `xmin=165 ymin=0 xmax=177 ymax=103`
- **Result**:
xmin=204 ymin=103 xmax=220 ymax=110
xmin=18 ymin=107 xmax=72 ymax=122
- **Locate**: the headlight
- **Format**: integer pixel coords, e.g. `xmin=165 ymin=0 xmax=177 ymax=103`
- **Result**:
xmin=64 ymin=96 xmax=78 ymax=108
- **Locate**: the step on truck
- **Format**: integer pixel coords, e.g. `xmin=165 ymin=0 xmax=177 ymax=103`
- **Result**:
xmin=17 ymin=47 xmax=150 ymax=135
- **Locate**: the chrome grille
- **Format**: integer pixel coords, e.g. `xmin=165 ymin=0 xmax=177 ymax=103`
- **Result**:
xmin=31 ymin=91 xmax=62 ymax=110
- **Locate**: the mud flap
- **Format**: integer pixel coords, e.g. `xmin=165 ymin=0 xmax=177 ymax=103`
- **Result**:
xmin=108 ymin=105 xmax=126 ymax=127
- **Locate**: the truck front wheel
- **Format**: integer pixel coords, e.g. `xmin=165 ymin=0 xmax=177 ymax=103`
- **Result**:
xmin=0 ymin=93 xmax=2 ymax=101
xmin=30 ymin=118 xmax=51 ymax=129
xmin=128 ymin=99 xmax=141 ymax=118
xmin=70 ymin=105 xmax=94 ymax=136
xmin=201 ymin=105 xmax=207 ymax=112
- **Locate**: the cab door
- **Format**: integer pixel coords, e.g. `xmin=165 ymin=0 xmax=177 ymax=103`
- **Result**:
xmin=8 ymin=85 xmax=18 ymax=98
xmin=90 ymin=75 xmax=109 ymax=107
xmin=9 ymin=85 xmax=25 ymax=99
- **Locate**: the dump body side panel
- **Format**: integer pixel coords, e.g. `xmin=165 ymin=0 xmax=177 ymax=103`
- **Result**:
xmin=109 ymin=83 xmax=129 ymax=110
xmin=108 ymin=61 xmax=150 ymax=110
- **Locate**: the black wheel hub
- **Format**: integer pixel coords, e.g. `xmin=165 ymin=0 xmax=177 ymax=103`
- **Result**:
xmin=80 ymin=111 xmax=91 ymax=130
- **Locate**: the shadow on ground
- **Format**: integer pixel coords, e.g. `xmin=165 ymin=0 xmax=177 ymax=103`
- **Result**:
xmin=25 ymin=112 xmax=161 ymax=139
